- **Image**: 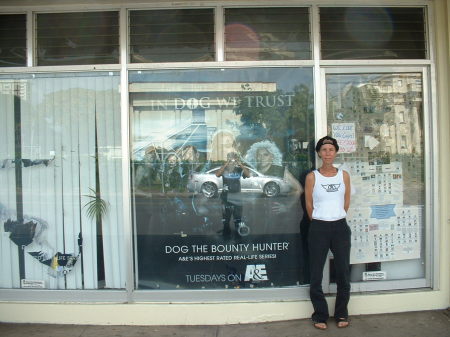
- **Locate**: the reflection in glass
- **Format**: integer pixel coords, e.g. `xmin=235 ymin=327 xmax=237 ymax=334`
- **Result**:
xmin=129 ymin=9 xmax=215 ymax=63
xmin=36 ymin=12 xmax=119 ymax=66
xmin=225 ymin=8 xmax=311 ymax=61
xmin=320 ymin=7 xmax=426 ymax=60
xmin=215 ymin=152 xmax=250 ymax=239
xmin=326 ymin=73 xmax=425 ymax=282
xmin=130 ymin=68 xmax=315 ymax=289
xmin=0 ymin=14 xmax=27 ymax=67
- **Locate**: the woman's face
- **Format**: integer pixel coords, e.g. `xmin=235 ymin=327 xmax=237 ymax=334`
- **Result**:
xmin=167 ymin=155 xmax=178 ymax=167
xmin=220 ymin=134 xmax=235 ymax=148
xmin=256 ymin=148 xmax=273 ymax=170
xmin=318 ymin=144 xmax=337 ymax=164
xmin=146 ymin=151 xmax=157 ymax=161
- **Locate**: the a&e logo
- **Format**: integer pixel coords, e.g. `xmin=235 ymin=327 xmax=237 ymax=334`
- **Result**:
xmin=244 ymin=264 xmax=268 ymax=282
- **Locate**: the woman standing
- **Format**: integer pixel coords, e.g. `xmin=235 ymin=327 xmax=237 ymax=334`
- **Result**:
xmin=305 ymin=136 xmax=351 ymax=330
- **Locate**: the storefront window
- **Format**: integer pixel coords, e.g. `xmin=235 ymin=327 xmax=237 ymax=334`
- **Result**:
xmin=0 ymin=14 xmax=26 ymax=67
xmin=326 ymin=72 xmax=425 ymax=282
xmin=129 ymin=9 xmax=215 ymax=63
xmin=0 ymin=72 xmax=125 ymax=289
xmin=130 ymin=67 xmax=314 ymax=289
xmin=224 ymin=7 xmax=311 ymax=61
xmin=36 ymin=12 xmax=119 ymax=66
xmin=320 ymin=7 xmax=426 ymax=60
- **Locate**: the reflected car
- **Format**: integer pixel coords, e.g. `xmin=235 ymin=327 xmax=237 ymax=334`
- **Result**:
xmin=187 ymin=167 xmax=292 ymax=198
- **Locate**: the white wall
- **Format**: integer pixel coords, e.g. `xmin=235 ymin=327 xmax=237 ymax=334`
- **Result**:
xmin=0 ymin=290 xmax=448 ymax=325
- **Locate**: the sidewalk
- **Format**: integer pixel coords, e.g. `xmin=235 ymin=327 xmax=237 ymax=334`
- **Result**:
xmin=1 ymin=309 xmax=449 ymax=337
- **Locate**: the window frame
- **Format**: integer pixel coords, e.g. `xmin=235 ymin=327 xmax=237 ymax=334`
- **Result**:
xmin=320 ymin=66 xmax=435 ymax=294
xmin=0 ymin=1 xmax=439 ymax=304
xmin=0 ymin=13 xmax=27 ymax=67
xmin=128 ymin=7 xmax=217 ymax=64
xmin=33 ymin=9 xmax=121 ymax=66
xmin=318 ymin=6 xmax=428 ymax=61
xmin=223 ymin=6 xmax=312 ymax=61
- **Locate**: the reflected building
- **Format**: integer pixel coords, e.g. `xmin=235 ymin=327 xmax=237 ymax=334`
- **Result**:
xmin=328 ymin=74 xmax=423 ymax=158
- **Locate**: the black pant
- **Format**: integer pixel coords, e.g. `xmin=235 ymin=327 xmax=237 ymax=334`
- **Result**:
xmin=221 ymin=193 xmax=243 ymax=236
xmin=308 ymin=218 xmax=351 ymax=322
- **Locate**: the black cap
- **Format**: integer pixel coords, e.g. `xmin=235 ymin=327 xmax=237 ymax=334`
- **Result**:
xmin=315 ymin=136 xmax=339 ymax=153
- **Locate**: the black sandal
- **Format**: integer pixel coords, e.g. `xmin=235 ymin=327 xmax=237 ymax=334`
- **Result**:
xmin=336 ymin=317 xmax=349 ymax=328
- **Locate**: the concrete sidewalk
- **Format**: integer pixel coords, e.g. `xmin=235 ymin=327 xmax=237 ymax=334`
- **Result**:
xmin=1 ymin=309 xmax=449 ymax=337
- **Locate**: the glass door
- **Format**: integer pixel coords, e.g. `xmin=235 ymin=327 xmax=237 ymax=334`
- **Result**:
xmin=322 ymin=68 xmax=431 ymax=292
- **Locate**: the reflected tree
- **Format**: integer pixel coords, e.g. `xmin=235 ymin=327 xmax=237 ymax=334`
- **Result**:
xmin=234 ymin=86 xmax=314 ymax=150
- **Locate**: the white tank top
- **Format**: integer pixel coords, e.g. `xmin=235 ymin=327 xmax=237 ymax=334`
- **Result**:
xmin=312 ymin=169 xmax=347 ymax=221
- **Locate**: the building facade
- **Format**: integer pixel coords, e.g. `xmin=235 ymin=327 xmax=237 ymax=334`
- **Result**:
xmin=0 ymin=0 xmax=449 ymax=325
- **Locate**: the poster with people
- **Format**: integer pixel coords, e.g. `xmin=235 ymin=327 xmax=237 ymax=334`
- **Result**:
xmin=130 ymin=67 xmax=315 ymax=289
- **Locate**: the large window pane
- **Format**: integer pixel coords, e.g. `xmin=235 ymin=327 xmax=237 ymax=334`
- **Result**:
xmin=130 ymin=68 xmax=315 ymax=289
xmin=0 ymin=72 xmax=125 ymax=289
xmin=130 ymin=9 xmax=215 ymax=63
xmin=326 ymin=73 xmax=425 ymax=282
xmin=36 ymin=12 xmax=119 ymax=66
xmin=225 ymin=7 xmax=311 ymax=61
xmin=320 ymin=7 xmax=426 ymax=60
xmin=0 ymin=14 xmax=26 ymax=67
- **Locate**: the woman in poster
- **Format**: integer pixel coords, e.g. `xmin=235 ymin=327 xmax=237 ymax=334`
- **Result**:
xmin=244 ymin=139 xmax=284 ymax=177
xmin=208 ymin=130 xmax=239 ymax=163
xmin=304 ymin=136 xmax=351 ymax=330
xmin=244 ymin=140 xmax=302 ymax=233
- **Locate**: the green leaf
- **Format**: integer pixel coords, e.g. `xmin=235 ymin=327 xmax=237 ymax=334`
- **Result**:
xmin=83 ymin=189 xmax=109 ymax=221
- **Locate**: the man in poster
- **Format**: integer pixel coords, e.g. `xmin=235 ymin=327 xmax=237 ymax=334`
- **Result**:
xmin=215 ymin=152 xmax=250 ymax=239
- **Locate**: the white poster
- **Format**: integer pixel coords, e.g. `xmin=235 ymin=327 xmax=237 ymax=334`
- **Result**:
xmin=332 ymin=123 xmax=356 ymax=153
xmin=341 ymin=161 xmax=421 ymax=264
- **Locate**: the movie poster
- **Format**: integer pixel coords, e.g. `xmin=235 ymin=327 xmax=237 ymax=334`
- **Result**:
xmin=130 ymin=67 xmax=315 ymax=289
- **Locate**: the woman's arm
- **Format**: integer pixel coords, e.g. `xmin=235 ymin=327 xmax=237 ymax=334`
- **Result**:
xmin=271 ymin=169 xmax=303 ymax=213
xmin=215 ymin=160 xmax=229 ymax=177
xmin=343 ymin=170 xmax=351 ymax=213
xmin=285 ymin=169 xmax=303 ymax=196
xmin=238 ymin=160 xmax=250 ymax=178
xmin=305 ymin=171 xmax=315 ymax=220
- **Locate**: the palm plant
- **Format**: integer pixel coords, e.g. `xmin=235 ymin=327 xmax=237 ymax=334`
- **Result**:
xmin=84 ymin=187 xmax=108 ymax=222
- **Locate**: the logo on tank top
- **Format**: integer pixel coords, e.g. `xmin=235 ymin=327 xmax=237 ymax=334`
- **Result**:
xmin=321 ymin=184 xmax=341 ymax=192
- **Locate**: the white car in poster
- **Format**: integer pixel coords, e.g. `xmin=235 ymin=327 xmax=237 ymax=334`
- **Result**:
xmin=187 ymin=167 xmax=292 ymax=198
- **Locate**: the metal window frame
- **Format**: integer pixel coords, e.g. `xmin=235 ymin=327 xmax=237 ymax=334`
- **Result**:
xmin=0 ymin=12 xmax=29 ymax=68
xmin=221 ymin=5 xmax=313 ymax=62
xmin=127 ymin=6 xmax=217 ymax=64
xmin=32 ymin=8 xmax=122 ymax=67
xmin=0 ymin=0 xmax=439 ymax=304
xmin=320 ymin=66 xmax=434 ymax=293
